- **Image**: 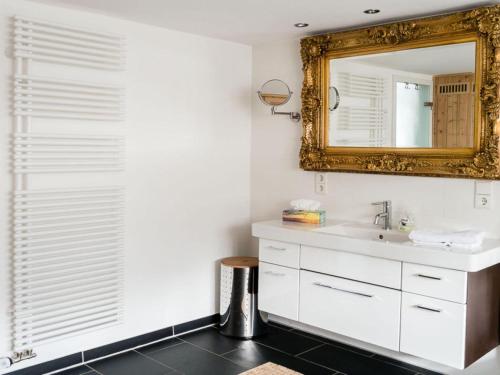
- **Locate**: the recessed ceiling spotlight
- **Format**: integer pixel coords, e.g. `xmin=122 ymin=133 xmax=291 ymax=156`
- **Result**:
xmin=364 ymin=9 xmax=380 ymax=14
xmin=294 ymin=23 xmax=309 ymax=28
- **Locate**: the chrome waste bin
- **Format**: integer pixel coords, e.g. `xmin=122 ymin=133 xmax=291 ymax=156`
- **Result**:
xmin=219 ymin=256 xmax=267 ymax=338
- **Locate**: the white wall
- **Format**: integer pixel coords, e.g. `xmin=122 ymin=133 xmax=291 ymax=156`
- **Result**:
xmin=0 ymin=0 xmax=252 ymax=372
xmin=251 ymin=39 xmax=500 ymax=247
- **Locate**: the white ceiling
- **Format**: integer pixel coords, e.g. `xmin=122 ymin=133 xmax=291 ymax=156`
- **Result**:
xmin=28 ymin=0 xmax=499 ymax=45
xmin=346 ymin=42 xmax=476 ymax=75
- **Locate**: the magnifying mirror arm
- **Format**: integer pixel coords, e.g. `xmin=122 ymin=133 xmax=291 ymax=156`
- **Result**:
xmin=271 ymin=106 xmax=301 ymax=122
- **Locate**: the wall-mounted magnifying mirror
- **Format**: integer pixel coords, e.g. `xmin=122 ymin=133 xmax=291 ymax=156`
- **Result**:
xmin=329 ymin=86 xmax=340 ymax=111
xmin=257 ymin=79 xmax=301 ymax=122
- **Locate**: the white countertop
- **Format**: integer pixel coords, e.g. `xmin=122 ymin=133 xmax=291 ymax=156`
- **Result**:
xmin=252 ymin=220 xmax=500 ymax=272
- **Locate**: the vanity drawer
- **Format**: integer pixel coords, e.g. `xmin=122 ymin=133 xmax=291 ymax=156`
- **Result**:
xmin=402 ymin=263 xmax=467 ymax=303
xmin=301 ymin=245 xmax=401 ymax=289
xmin=299 ymin=270 xmax=401 ymax=351
xmin=258 ymin=262 xmax=299 ymax=320
xmin=400 ymin=292 xmax=466 ymax=369
xmin=259 ymin=239 xmax=300 ymax=269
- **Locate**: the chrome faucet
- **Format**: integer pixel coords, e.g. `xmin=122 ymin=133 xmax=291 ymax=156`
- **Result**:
xmin=372 ymin=200 xmax=392 ymax=230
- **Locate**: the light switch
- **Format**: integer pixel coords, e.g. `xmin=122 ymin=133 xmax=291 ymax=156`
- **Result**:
xmin=315 ymin=173 xmax=328 ymax=194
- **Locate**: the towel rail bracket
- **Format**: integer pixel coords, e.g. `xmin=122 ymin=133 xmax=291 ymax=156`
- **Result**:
xmin=0 ymin=349 xmax=37 ymax=369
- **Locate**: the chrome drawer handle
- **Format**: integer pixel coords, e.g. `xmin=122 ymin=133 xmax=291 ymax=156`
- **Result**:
xmin=264 ymin=271 xmax=285 ymax=277
xmin=266 ymin=245 xmax=287 ymax=251
xmin=415 ymin=304 xmax=442 ymax=313
xmin=313 ymin=282 xmax=374 ymax=298
xmin=416 ymin=273 xmax=442 ymax=280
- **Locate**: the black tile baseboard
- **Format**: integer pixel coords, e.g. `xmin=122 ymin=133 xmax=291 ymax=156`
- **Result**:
xmin=267 ymin=321 xmax=294 ymax=332
xmin=6 ymin=314 xmax=220 ymax=375
xmin=83 ymin=326 xmax=173 ymax=361
xmin=8 ymin=353 xmax=83 ymax=375
xmin=372 ymin=354 xmax=442 ymax=375
xmin=173 ymin=313 xmax=220 ymax=336
xmin=84 ymin=313 xmax=220 ymax=361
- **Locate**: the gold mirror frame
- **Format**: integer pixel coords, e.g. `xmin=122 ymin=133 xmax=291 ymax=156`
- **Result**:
xmin=300 ymin=5 xmax=500 ymax=179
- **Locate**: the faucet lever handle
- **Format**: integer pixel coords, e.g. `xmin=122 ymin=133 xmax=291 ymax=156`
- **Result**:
xmin=371 ymin=201 xmax=390 ymax=206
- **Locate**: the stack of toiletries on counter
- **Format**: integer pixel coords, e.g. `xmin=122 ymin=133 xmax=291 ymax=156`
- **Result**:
xmin=282 ymin=199 xmax=325 ymax=224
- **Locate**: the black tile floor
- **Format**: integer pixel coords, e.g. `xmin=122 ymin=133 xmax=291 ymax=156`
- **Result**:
xmin=54 ymin=323 xmax=443 ymax=375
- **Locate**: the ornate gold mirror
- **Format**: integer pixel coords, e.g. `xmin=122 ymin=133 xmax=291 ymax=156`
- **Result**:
xmin=300 ymin=5 xmax=500 ymax=179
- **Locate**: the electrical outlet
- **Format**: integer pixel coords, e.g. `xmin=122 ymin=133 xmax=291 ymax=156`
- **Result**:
xmin=474 ymin=181 xmax=493 ymax=209
xmin=475 ymin=194 xmax=492 ymax=209
xmin=315 ymin=173 xmax=327 ymax=194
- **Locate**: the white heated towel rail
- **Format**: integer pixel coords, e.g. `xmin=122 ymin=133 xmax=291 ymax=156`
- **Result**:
xmin=13 ymin=132 xmax=124 ymax=174
xmin=336 ymin=72 xmax=385 ymax=98
xmin=13 ymin=75 xmax=125 ymax=121
xmin=12 ymin=187 xmax=124 ymax=350
xmin=14 ymin=16 xmax=125 ymax=70
xmin=7 ymin=15 xmax=126 ymax=361
xmin=331 ymin=72 xmax=388 ymax=146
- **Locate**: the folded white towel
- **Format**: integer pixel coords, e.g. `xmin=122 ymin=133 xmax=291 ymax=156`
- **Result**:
xmin=409 ymin=230 xmax=485 ymax=248
xmin=411 ymin=240 xmax=481 ymax=250
xmin=290 ymin=199 xmax=321 ymax=211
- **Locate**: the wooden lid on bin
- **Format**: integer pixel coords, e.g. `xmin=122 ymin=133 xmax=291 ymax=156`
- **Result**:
xmin=221 ymin=256 xmax=258 ymax=268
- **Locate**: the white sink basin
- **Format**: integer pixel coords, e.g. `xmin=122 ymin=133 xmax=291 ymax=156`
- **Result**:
xmin=314 ymin=222 xmax=409 ymax=243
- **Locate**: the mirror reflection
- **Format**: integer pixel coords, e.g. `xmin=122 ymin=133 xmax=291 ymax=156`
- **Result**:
xmin=258 ymin=79 xmax=291 ymax=106
xmin=328 ymin=42 xmax=476 ymax=148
